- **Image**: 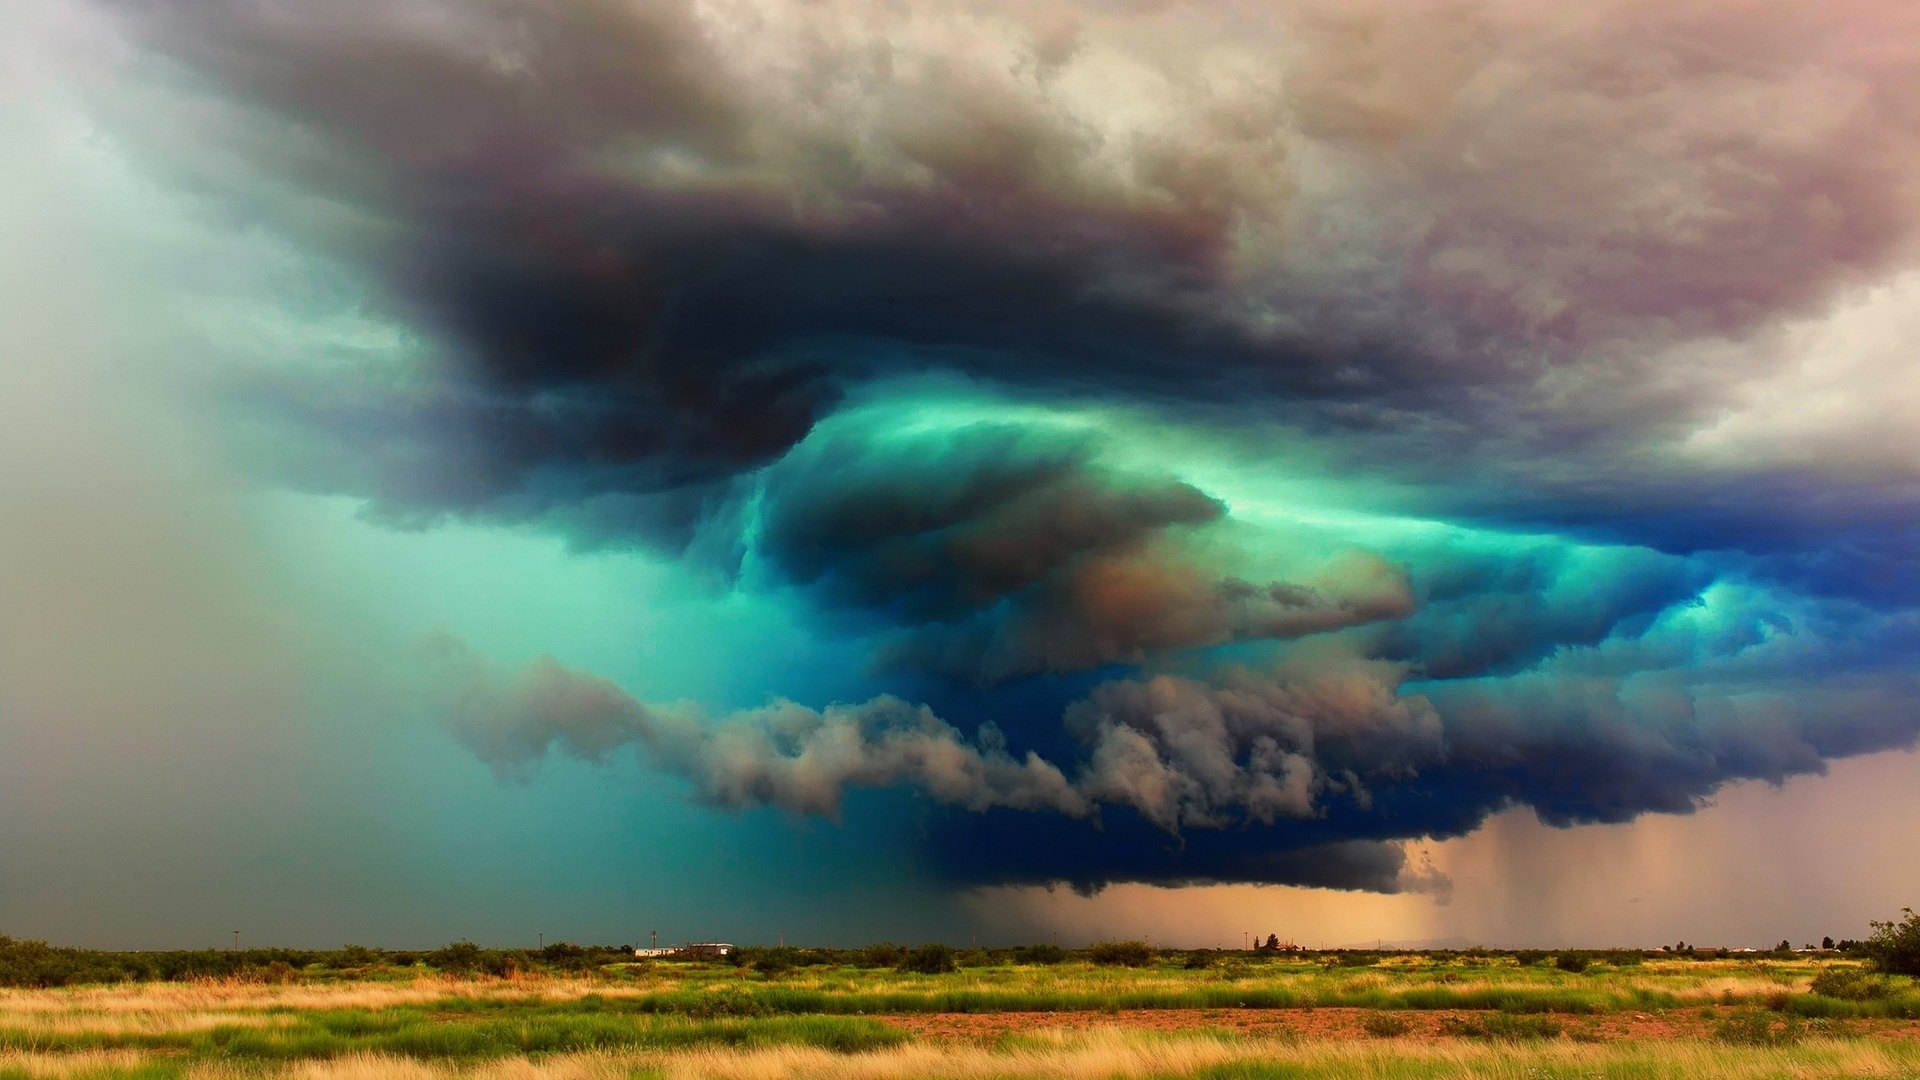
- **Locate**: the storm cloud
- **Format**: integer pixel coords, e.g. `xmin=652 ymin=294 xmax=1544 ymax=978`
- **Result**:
xmin=89 ymin=0 xmax=1920 ymax=893
xmin=752 ymin=420 xmax=1415 ymax=679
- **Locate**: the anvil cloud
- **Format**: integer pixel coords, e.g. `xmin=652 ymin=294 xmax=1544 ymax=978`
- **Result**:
xmin=94 ymin=0 xmax=1920 ymax=894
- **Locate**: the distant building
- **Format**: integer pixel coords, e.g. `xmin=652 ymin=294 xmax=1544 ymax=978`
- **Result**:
xmin=633 ymin=942 xmax=736 ymax=959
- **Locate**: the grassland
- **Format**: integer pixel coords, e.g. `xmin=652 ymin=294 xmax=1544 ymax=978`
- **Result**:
xmin=0 ymin=952 xmax=1916 ymax=1079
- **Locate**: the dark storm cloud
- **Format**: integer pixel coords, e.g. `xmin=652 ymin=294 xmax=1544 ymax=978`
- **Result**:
xmin=118 ymin=0 xmax=1308 ymax=547
xmin=95 ymin=0 xmax=1920 ymax=618
xmin=425 ymin=571 xmax=1920 ymax=892
xmin=120 ymin=0 xmax=1920 ymax=538
xmin=753 ymin=422 xmax=1414 ymax=678
xmin=103 ymin=0 xmax=1920 ymax=892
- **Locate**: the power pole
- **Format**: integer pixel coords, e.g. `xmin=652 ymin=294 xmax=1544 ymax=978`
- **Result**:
xmin=651 ymin=930 xmax=657 ymax=950
xmin=233 ymin=930 xmax=239 ymax=952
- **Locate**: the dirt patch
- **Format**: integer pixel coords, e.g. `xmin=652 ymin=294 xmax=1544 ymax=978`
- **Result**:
xmin=880 ymin=1007 xmax=1920 ymax=1044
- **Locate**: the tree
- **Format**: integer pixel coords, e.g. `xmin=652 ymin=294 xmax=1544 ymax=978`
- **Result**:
xmin=1823 ymin=937 xmax=1836 ymax=951
xmin=1264 ymin=934 xmax=1280 ymax=950
xmin=1087 ymin=940 xmax=1154 ymax=967
xmin=897 ymin=943 xmax=958 ymax=974
xmin=428 ymin=941 xmax=481 ymax=974
xmin=1863 ymin=908 xmax=1920 ymax=976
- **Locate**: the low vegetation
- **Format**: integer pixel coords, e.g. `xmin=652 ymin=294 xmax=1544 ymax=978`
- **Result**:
xmin=3 ymin=925 xmax=1919 ymax=1079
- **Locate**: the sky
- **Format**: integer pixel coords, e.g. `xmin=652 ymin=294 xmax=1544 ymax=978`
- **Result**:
xmin=2 ymin=0 xmax=1918 ymax=950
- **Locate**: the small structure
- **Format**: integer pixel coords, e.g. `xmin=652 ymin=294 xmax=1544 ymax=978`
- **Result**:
xmin=633 ymin=942 xmax=736 ymax=959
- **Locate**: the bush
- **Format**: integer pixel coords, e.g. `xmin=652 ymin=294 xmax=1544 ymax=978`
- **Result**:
xmin=686 ymin=986 xmax=767 ymax=1018
xmin=1438 ymin=1013 xmax=1561 ymax=1040
xmin=339 ymin=945 xmax=380 ymax=967
xmin=1012 ymin=943 xmax=1066 ymax=965
xmin=1717 ymin=1009 xmax=1803 ymax=1047
xmin=1184 ymin=949 xmax=1216 ymax=970
xmin=746 ymin=947 xmax=797 ymax=975
xmin=1362 ymin=1013 xmax=1412 ymax=1037
xmin=1808 ymin=967 xmax=1892 ymax=1001
xmin=1553 ymin=954 xmax=1590 ymax=973
xmin=1864 ymin=908 xmax=1920 ymax=977
xmin=852 ymin=943 xmax=905 ymax=968
xmin=429 ymin=941 xmax=483 ymax=975
xmin=1087 ymin=940 xmax=1154 ymax=967
xmin=897 ymin=944 xmax=958 ymax=974
xmin=1514 ymin=950 xmax=1547 ymax=967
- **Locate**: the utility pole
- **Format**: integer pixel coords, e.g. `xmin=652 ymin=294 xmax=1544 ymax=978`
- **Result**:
xmin=233 ymin=930 xmax=239 ymax=952
xmin=779 ymin=929 xmax=784 ymax=948
xmin=539 ymin=933 xmax=543 ymax=949
xmin=651 ymin=930 xmax=657 ymax=950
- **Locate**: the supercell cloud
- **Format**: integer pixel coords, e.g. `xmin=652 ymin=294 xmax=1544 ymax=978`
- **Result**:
xmin=103 ymin=0 xmax=1920 ymax=892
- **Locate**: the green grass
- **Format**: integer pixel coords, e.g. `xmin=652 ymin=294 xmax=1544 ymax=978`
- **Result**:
xmin=0 ymin=1008 xmax=904 ymax=1059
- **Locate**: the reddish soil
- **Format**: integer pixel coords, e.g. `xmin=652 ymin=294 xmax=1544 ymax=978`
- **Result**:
xmin=880 ymin=1007 xmax=1920 ymax=1044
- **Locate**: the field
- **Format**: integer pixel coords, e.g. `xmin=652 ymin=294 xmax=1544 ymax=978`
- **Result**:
xmin=2 ymin=951 xmax=1919 ymax=1080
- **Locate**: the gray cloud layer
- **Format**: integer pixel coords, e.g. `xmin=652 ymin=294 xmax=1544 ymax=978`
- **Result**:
xmin=109 ymin=0 xmax=1920 ymax=535
xmin=90 ymin=0 xmax=1920 ymax=894
xmin=423 ymin=633 xmax=1086 ymax=818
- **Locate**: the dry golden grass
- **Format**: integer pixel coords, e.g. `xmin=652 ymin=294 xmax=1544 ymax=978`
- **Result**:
xmin=146 ymin=1030 xmax=1920 ymax=1080
xmin=0 ymin=975 xmax=653 ymax=1019
xmin=0 ymin=961 xmax=1909 ymax=1079
xmin=0 ymin=1049 xmax=149 ymax=1077
xmin=0 ymin=1010 xmax=287 ymax=1037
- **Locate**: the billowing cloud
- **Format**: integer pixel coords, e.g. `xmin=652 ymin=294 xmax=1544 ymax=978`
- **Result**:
xmin=422 ymin=540 xmax=1920 ymax=892
xmin=114 ymin=0 xmax=1920 ymax=531
xmin=422 ymin=633 xmax=1087 ymax=818
xmin=752 ymin=419 xmax=1414 ymax=679
xmin=84 ymin=0 xmax=1920 ymax=896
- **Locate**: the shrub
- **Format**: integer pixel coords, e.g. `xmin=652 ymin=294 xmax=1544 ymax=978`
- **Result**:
xmin=1483 ymin=1013 xmax=1563 ymax=1040
xmin=1362 ymin=1013 xmax=1412 ymax=1037
xmin=1514 ymin=950 xmax=1547 ymax=967
xmin=686 ymin=986 xmax=767 ymax=1018
xmin=897 ymin=944 xmax=958 ymax=974
xmin=1864 ymin=908 xmax=1920 ymax=977
xmin=1011 ymin=943 xmax=1066 ymax=965
xmin=1553 ymin=954 xmax=1590 ymax=973
xmin=429 ymin=941 xmax=483 ymax=975
xmin=1438 ymin=1013 xmax=1561 ymax=1040
xmin=748 ymin=947 xmax=797 ymax=975
xmin=1716 ymin=1009 xmax=1803 ymax=1047
xmin=1808 ymin=967 xmax=1892 ymax=1001
xmin=339 ymin=945 xmax=380 ymax=967
xmin=1087 ymin=940 xmax=1154 ymax=967
xmin=853 ymin=943 xmax=904 ymax=968
xmin=1184 ymin=949 xmax=1216 ymax=970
